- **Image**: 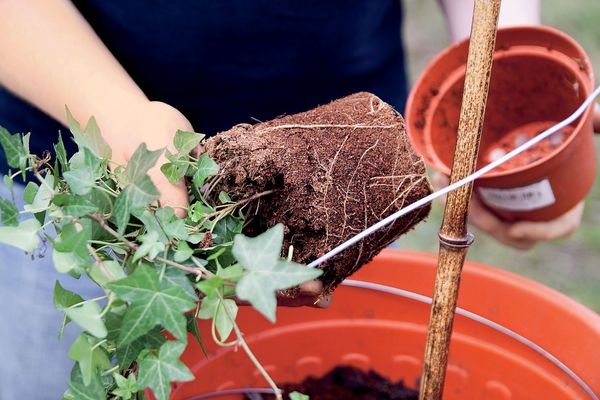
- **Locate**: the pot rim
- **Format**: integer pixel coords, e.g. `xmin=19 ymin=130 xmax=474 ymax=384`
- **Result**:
xmin=405 ymin=25 xmax=595 ymax=180
xmin=422 ymin=47 xmax=594 ymax=179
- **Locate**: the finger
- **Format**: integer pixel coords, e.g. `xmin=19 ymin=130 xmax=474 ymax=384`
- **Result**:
xmin=508 ymin=202 xmax=584 ymax=241
xmin=298 ymin=279 xmax=323 ymax=297
xmin=276 ymin=293 xmax=326 ymax=308
xmin=469 ymin=196 xmax=538 ymax=250
xmin=313 ymin=294 xmax=332 ymax=308
xmin=431 ymin=172 xmax=450 ymax=203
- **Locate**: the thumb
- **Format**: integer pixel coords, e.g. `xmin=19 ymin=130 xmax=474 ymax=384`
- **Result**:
xmin=508 ymin=202 xmax=584 ymax=241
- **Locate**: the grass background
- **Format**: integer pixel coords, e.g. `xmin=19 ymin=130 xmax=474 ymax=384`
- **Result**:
xmin=399 ymin=0 xmax=600 ymax=311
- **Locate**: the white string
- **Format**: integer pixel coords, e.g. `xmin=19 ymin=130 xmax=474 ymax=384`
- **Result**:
xmin=307 ymin=85 xmax=600 ymax=269
xmin=341 ymin=280 xmax=598 ymax=400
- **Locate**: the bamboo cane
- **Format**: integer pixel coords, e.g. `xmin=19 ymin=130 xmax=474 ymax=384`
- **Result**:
xmin=418 ymin=0 xmax=502 ymax=399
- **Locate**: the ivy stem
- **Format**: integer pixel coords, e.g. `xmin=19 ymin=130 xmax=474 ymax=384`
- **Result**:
xmin=88 ymin=214 xmax=210 ymax=279
xmin=94 ymin=183 xmax=118 ymax=197
xmin=91 ymin=339 xmax=107 ymax=351
xmin=33 ymin=171 xmax=56 ymax=193
xmin=87 ymin=244 xmax=116 ymax=281
xmin=190 ymin=189 xmax=276 ymax=233
xmin=221 ymin=296 xmax=282 ymax=400
xmin=102 ymin=365 xmax=120 ymax=376
xmin=68 ymin=295 xmax=108 ymax=309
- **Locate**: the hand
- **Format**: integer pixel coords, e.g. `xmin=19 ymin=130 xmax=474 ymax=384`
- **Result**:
xmin=432 ymin=173 xmax=584 ymax=250
xmin=233 ymin=280 xmax=331 ymax=309
xmin=101 ymin=100 xmax=193 ymax=217
xmin=277 ymin=279 xmax=331 ymax=308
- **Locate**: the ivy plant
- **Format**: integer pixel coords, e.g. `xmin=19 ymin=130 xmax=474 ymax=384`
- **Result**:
xmin=0 ymin=114 xmax=321 ymax=400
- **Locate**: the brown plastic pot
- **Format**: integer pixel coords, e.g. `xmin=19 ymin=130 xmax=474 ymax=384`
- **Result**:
xmin=405 ymin=26 xmax=597 ymax=221
xmin=166 ymin=249 xmax=600 ymax=400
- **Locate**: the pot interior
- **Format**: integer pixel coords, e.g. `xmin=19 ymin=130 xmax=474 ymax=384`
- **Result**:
xmin=428 ymin=53 xmax=587 ymax=175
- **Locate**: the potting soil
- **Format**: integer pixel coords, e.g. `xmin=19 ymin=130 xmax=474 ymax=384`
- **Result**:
xmin=204 ymin=92 xmax=431 ymax=292
xmin=250 ymin=365 xmax=418 ymax=400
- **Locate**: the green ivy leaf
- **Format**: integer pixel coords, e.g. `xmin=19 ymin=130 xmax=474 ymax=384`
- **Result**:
xmin=111 ymin=373 xmax=138 ymax=400
xmin=88 ymin=259 xmax=126 ymax=287
xmin=174 ymin=130 xmax=204 ymax=156
xmin=52 ymin=194 xmax=98 ymax=217
xmin=117 ymin=327 xmax=166 ymax=370
xmin=0 ymin=198 xmax=19 ymax=226
xmin=113 ymin=176 xmax=161 ymax=234
xmin=155 ymin=207 xmax=188 ymax=241
xmin=0 ymin=125 xmax=29 ymax=171
xmin=161 ymin=267 xmax=197 ymax=301
xmin=217 ymin=264 xmax=245 ymax=281
xmin=233 ymin=225 xmax=322 ymax=321
xmin=54 ymin=281 xmax=85 ymax=309
xmin=66 ymin=107 xmax=112 ymax=160
xmin=218 ymin=191 xmax=232 ymax=204
xmin=173 ymin=241 xmax=194 ymax=262
xmin=232 ymin=223 xmax=284 ymax=271
xmin=133 ymin=231 xmax=165 ymax=262
xmin=64 ymin=168 xmax=95 ymax=196
xmin=160 ymin=162 xmax=187 ymax=185
xmin=52 ymin=249 xmax=88 ymax=274
xmin=63 ymin=148 xmax=102 ymax=196
xmin=64 ymin=301 xmax=108 ymax=339
xmin=185 ymin=314 xmax=206 ymax=355
xmin=54 ymin=131 xmax=69 ymax=173
xmin=2 ymin=174 xmax=13 ymax=197
xmin=22 ymin=181 xmax=38 ymax=204
xmin=214 ymin=298 xmax=238 ymax=341
xmin=108 ymin=264 xmax=196 ymax=345
xmin=213 ymin=215 xmax=244 ymax=245
xmin=120 ymin=143 xmax=163 ymax=186
xmin=54 ymin=283 xmax=107 ymax=338
xmin=23 ymin=173 xmax=54 ymax=213
xmin=54 ymin=220 xmax=92 ymax=257
xmin=237 ymin=259 xmax=322 ymax=321
xmin=68 ymin=333 xmax=111 ymax=386
xmin=68 ymin=364 xmax=106 ymax=400
xmin=0 ymin=218 xmax=41 ymax=252
xmin=137 ymin=341 xmax=194 ymax=400
xmin=289 ymin=392 xmax=310 ymax=400
xmin=193 ymin=152 xmax=219 ymax=187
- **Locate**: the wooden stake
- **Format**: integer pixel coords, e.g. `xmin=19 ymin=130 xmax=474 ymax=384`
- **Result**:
xmin=418 ymin=1 xmax=501 ymax=399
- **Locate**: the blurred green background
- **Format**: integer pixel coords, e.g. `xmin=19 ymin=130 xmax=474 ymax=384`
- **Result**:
xmin=399 ymin=0 xmax=600 ymax=311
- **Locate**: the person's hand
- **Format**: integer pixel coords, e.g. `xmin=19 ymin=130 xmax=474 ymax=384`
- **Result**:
xmin=432 ymin=173 xmax=585 ymax=250
xmin=277 ymin=279 xmax=331 ymax=308
xmin=103 ymin=101 xmax=332 ymax=308
xmin=233 ymin=279 xmax=331 ymax=309
xmin=101 ymin=100 xmax=193 ymax=217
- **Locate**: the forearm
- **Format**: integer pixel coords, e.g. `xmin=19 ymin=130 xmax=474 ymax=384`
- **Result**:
xmin=0 ymin=0 xmax=147 ymax=140
xmin=439 ymin=0 xmax=541 ymax=42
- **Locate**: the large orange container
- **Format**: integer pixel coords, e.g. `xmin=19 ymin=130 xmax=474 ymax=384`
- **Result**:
xmin=168 ymin=249 xmax=600 ymax=399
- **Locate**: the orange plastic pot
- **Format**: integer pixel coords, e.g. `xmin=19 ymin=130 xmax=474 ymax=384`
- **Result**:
xmin=405 ymin=26 xmax=597 ymax=221
xmin=167 ymin=249 xmax=600 ymax=399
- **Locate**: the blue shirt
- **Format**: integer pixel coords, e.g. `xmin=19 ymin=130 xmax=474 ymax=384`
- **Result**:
xmin=0 ymin=1 xmax=407 ymax=171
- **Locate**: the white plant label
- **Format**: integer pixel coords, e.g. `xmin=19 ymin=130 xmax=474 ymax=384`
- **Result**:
xmin=478 ymin=179 xmax=556 ymax=211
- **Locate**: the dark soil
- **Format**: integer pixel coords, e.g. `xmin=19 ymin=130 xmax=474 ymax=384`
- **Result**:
xmin=203 ymin=92 xmax=431 ymax=292
xmin=249 ymin=365 xmax=419 ymax=400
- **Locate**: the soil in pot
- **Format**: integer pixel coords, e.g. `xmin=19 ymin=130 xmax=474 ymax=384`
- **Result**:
xmin=481 ymin=121 xmax=574 ymax=171
xmin=252 ymin=365 xmax=418 ymax=400
xmin=203 ymin=93 xmax=432 ymax=292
